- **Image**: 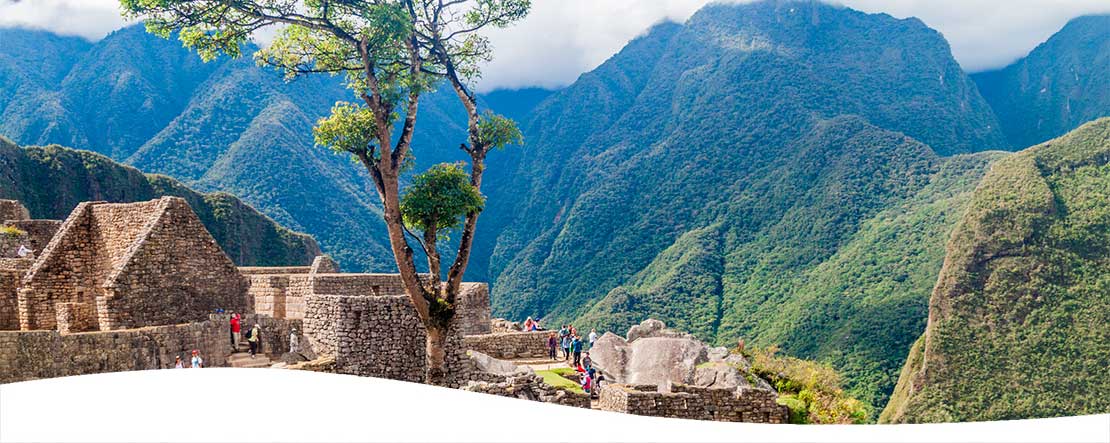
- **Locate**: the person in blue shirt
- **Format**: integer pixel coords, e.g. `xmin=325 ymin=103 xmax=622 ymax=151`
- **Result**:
xmin=560 ymin=330 xmax=572 ymax=362
xmin=571 ymin=335 xmax=583 ymax=367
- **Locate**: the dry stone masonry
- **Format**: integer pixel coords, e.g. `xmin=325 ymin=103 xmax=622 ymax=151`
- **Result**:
xmin=464 ymin=331 xmax=550 ymax=360
xmin=597 ymin=383 xmax=786 ymax=423
xmin=17 ymin=197 xmax=249 ymax=331
xmin=303 ymin=294 xmax=427 ymax=383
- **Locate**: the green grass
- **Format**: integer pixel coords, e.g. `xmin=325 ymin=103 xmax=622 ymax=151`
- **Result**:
xmin=536 ymin=368 xmax=584 ymax=394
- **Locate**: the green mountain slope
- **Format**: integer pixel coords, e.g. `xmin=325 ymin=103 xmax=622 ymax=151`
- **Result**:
xmin=481 ymin=0 xmax=1007 ymax=413
xmin=972 ymin=15 xmax=1110 ymax=149
xmin=881 ymin=118 xmax=1110 ymax=423
xmin=0 ymin=136 xmax=320 ymax=266
xmin=0 ymin=25 xmax=471 ymax=271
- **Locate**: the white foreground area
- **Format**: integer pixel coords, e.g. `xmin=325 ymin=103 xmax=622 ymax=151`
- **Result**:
xmin=1 ymin=369 xmax=1107 ymax=443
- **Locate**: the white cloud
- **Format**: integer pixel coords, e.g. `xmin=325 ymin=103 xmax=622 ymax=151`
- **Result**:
xmin=2 ymin=0 xmax=1108 ymax=91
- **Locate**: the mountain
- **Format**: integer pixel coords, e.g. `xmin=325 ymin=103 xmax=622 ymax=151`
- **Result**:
xmin=477 ymin=0 xmax=1007 ymax=411
xmin=880 ymin=118 xmax=1110 ymax=423
xmin=0 ymin=136 xmax=320 ymax=266
xmin=972 ymin=15 xmax=1110 ymax=149
xmin=0 ymin=25 xmax=473 ymax=272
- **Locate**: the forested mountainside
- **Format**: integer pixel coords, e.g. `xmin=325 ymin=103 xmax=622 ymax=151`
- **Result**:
xmin=881 ymin=118 xmax=1110 ymax=423
xmin=972 ymin=15 xmax=1110 ymax=150
xmin=0 ymin=136 xmax=320 ymax=266
xmin=476 ymin=0 xmax=1007 ymax=411
xmin=0 ymin=25 xmax=471 ymax=272
xmin=2 ymin=0 xmax=1107 ymax=418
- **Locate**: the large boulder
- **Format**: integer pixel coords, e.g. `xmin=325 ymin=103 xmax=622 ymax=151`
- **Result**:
xmin=588 ymin=332 xmax=629 ymax=378
xmin=469 ymin=351 xmax=532 ymax=377
xmin=626 ymin=336 xmax=708 ymax=386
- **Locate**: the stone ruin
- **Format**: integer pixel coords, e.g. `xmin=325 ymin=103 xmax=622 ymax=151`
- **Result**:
xmin=590 ymin=319 xmax=787 ymax=423
xmin=0 ymin=197 xmax=785 ymax=423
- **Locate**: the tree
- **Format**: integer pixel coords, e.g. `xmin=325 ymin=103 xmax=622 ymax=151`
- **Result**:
xmin=120 ymin=0 xmax=529 ymax=384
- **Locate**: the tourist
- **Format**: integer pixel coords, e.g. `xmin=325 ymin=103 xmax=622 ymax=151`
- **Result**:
xmin=546 ymin=332 xmax=558 ymax=361
xmin=560 ymin=329 xmax=572 ymax=361
xmin=522 ymin=317 xmax=535 ymax=331
xmin=571 ymin=334 xmax=583 ymax=367
xmin=190 ymin=350 xmax=203 ymax=368
xmin=230 ymin=313 xmax=241 ymax=351
xmin=582 ymin=351 xmax=592 ymax=371
xmin=248 ymin=323 xmax=261 ymax=358
xmin=581 ymin=371 xmax=592 ymax=395
xmin=588 ymin=328 xmax=598 ymax=349
xmin=16 ymin=244 xmax=32 ymax=258
xmin=174 ymin=355 xmax=183 ymax=368
xmin=290 ymin=328 xmax=300 ymax=354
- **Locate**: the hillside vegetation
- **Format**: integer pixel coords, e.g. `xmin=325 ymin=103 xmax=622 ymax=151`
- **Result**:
xmin=881 ymin=118 xmax=1110 ymax=423
xmin=0 ymin=136 xmax=319 ymax=266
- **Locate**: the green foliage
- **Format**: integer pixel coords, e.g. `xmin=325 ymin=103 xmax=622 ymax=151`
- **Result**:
xmin=477 ymin=112 xmax=523 ymax=151
xmin=313 ymin=102 xmax=384 ymax=157
xmin=746 ymin=346 xmax=870 ymax=424
xmin=885 ymin=118 xmax=1110 ymax=423
xmin=0 ymin=226 xmax=26 ymax=237
xmin=400 ymin=163 xmax=485 ymax=235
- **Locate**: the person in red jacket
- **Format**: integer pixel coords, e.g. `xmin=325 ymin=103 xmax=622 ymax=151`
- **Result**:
xmin=230 ymin=313 xmax=241 ymax=352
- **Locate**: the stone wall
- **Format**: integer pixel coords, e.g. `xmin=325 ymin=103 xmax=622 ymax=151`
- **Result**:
xmin=597 ymin=383 xmax=787 ymax=423
xmin=455 ymin=283 xmax=491 ymax=336
xmin=0 ymin=259 xmax=32 ymax=330
xmin=464 ymin=331 xmax=550 ymax=360
xmin=0 ymin=200 xmax=30 ymax=222
xmin=464 ymin=373 xmax=592 ymax=409
xmin=0 ymin=220 xmax=61 ymax=258
xmin=96 ymin=198 xmax=250 ymax=329
xmin=0 ymin=316 xmax=230 ymax=384
xmin=303 ymin=294 xmax=427 ymax=383
xmin=246 ymin=274 xmax=312 ymax=319
xmin=18 ymin=198 xmax=250 ymax=331
xmin=239 ymin=266 xmax=311 ymax=275
xmin=55 ymin=302 xmax=96 ymax=334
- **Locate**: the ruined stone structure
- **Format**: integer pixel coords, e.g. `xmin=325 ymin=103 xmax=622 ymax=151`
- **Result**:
xmin=303 ymin=294 xmax=427 ymax=383
xmin=0 ymin=314 xmax=231 ymax=383
xmin=0 ymin=200 xmax=30 ymax=222
xmin=597 ymin=383 xmax=787 ymax=423
xmin=0 ymin=258 xmax=32 ymax=330
xmin=241 ymin=265 xmax=491 ymax=336
xmin=17 ymin=197 xmax=249 ymax=331
xmin=464 ymin=331 xmax=550 ymax=360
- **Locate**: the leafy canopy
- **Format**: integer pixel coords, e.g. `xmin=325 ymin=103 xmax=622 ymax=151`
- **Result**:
xmin=401 ymin=162 xmax=485 ymax=235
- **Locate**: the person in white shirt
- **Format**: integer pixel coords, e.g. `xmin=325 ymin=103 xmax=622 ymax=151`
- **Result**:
xmin=17 ymin=245 xmax=32 ymax=258
xmin=190 ymin=350 xmax=203 ymax=368
xmin=588 ymin=329 xmax=598 ymax=349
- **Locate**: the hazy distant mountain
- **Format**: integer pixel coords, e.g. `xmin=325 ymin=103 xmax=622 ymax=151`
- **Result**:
xmin=972 ymin=15 xmax=1110 ymax=150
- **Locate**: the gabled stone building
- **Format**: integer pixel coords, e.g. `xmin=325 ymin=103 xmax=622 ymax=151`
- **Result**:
xmin=17 ymin=197 xmax=249 ymax=332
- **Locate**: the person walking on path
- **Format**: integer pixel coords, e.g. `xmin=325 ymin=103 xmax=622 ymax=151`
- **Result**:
xmin=588 ymin=329 xmax=598 ymax=349
xmin=582 ymin=352 xmax=592 ymax=371
xmin=230 ymin=313 xmax=241 ymax=351
xmin=547 ymin=332 xmax=558 ymax=361
xmin=174 ymin=355 xmax=183 ymax=368
xmin=190 ymin=350 xmax=203 ymax=368
xmin=248 ymin=324 xmax=261 ymax=358
xmin=571 ymin=335 xmax=583 ymax=367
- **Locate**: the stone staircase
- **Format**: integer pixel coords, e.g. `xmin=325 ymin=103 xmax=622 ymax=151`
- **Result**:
xmin=228 ymin=341 xmax=274 ymax=369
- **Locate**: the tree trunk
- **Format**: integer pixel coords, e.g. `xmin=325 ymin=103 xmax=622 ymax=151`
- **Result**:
xmin=425 ymin=322 xmax=450 ymax=386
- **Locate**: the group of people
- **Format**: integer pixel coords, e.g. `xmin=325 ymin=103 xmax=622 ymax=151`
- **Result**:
xmin=542 ymin=324 xmax=603 ymax=396
xmin=173 ymin=350 xmax=204 ymax=368
xmin=546 ymin=325 xmax=599 ymax=366
xmin=229 ymin=313 xmax=263 ymax=357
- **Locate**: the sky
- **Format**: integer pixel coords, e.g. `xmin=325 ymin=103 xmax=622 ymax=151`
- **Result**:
xmin=2 ymin=0 xmax=1109 ymax=91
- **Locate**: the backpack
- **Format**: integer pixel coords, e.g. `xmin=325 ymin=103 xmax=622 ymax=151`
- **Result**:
xmin=245 ymin=328 xmax=253 ymax=340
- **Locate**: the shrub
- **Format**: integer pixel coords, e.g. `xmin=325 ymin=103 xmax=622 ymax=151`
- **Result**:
xmin=0 ymin=226 xmax=26 ymax=237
